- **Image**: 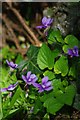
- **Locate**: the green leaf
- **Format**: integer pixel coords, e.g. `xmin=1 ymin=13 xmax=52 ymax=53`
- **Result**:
xmin=2 ymin=46 xmax=15 ymax=60
xmin=63 ymin=35 xmax=79 ymax=53
xmin=27 ymin=45 xmax=39 ymax=59
xmin=44 ymin=97 xmax=64 ymax=114
xmin=56 ymin=85 xmax=76 ymax=105
xmin=48 ymin=29 xmax=64 ymax=44
xmin=68 ymin=65 xmax=76 ymax=78
xmin=20 ymin=45 xmax=41 ymax=74
xmin=52 ymin=49 xmax=60 ymax=59
xmin=73 ymin=93 xmax=80 ymax=110
xmin=27 ymin=45 xmax=41 ymax=74
xmin=40 ymin=91 xmax=64 ymax=114
xmin=8 ymin=108 xmax=19 ymax=116
xmin=62 ymin=45 xmax=70 ymax=53
xmin=40 ymin=92 xmax=54 ymax=102
xmin=10 ymin=86 xmax=22 ymax=109
xmin=64 ymin=35 xmax=79 ymax=46
xmin=54 ymin=56 xmax=68 ymax=76
xmin=37 ymin=43 xmax=54 ymax=70
xmin=15 ymin=54 xmax=23 ymax=64
xmin=43 ymin=70 xmax=55 ymax=80
xmin=0 ymin=94 xmax=3 ymax=120
xmin=4 ymin=108 xmax=23 ymax=120
xmin=2 ymin=87 xmax=22 ymax=118
xmin=43 ymin=113 xmax=50 ymax=119
xmin=64 ymin=85 xmax=76 ymax=105
xmin=52 ymin=79 xmax=62 ymax=90
xmin=0 ymin=67 xmax=9 ymax=88
xmin=29 ymin=94 xmax=35 ymax=99
xmin=33 ymin=98 xmax=42 ymax=114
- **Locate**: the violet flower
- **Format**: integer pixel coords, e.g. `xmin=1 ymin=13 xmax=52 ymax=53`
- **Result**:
xmin=36 ymin=16 xmax=53 ymax=29
xmin=68 ymin=46 xmax=79 ymax=57
xmin=6 ymin=60 xmax=18 ymax=69
xmin=22 ymin=71 xmax=38 ymax=85
xmin=0 ymin=82 xmax=18 ymax=92
xmin=33 ymin=76 xmax=53 ymax=93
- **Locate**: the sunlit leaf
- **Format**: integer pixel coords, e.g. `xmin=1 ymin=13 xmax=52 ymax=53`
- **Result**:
xmin=37 ymin=43 xmax=54 ymax=70
xmin=54 ymin=56 xmax=68 ymax=76
xmin=48 ymin=29 xmax=64 ymax=44
xmin=63 ymin=35 xmax=79 ymax=53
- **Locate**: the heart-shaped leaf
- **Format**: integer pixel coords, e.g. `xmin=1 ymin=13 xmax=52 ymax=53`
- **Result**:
xmin=37 ymin=43 xmax=54 ymax=70
xmin=48 ymin=29 xmax=64 ymax=44
xmin=54 ymin=56 xmax=68 ymax=76
xmin=63 ymin=35 xmax=79 ymax=53
xmin=56 ymin=85 xmax=76 ymax=105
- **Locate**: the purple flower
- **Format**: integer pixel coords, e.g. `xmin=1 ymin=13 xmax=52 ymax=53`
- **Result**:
xmin=6 ymin=60 xmax=18 ymax=69
xmin=0 ymin=82 xmax=18 ymax=92
xmin=36 ymin=16 xmax=53 ymax=29
xmin=33 ymin=76 xmax=53 ymax=93
xmin=22 ymin=71 xmax=38 ymax=85
xmin=68 ymin=46 xmax=79 ymax=57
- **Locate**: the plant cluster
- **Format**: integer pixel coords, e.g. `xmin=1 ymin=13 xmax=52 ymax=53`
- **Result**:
xmin=1 ymin=16 xmax=80 ymax=119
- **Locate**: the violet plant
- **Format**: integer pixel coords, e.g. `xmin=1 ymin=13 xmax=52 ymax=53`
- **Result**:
xmin=33 ymin=76 xmax=53 ymax=93
xmin=22 ymin=71 xmax=38 ymax=85
xmin=68 ymin=46 xmax=79 ymax=57
xmin=36 ymin=16 xmax=53 ymax=36
xmin=1 ymin=16 xmax=80 ymax=119
xmin=1 ymin=82 xmax=18 ymax=92
xmin=6 ymin=60 xmax=18 ymax=69
xmin=36 ymin=16 xmax=53 ymax=29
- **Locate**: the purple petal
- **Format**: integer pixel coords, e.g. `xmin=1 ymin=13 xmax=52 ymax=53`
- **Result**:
xmin=68 ymin=49 xmax=73 ymax=57
xmin=27 ymin=71 xmax=31 ymax=79
xmin=7 ymin=82 xmax=18 ymax=90
xmin=45 ymin=81 xmax=52 ymax=87
xmin=33 ymin=83 xmax=44 ymax=92
xmin=14 ymin=64 xmax=18 ymax=68
xmin=74 ymin=46 xmax=78 ymax=50
xmin=42 ymin=16 xmax=47 ymax=25
xmin=10 ymin=62 xmax=18 ymax=69
xmin=6 ymin=60 xmax=10 ymax=65
xmin=31 ymin=78 xmax=38 ymax=84
xmin=22 ymin=75 xmax=27 ymax=83
xmin=45 ymin=86 xmax=53 ymax=91
xmin=27 ymin=81 xmax=32 ymax=85
xmin=6 ymin=60 xmax=18 ymax=69
xmin=1 ymin=88 xmax=8 ymax=92
xmin=42 ymin=17 xmax=53 ymax=27
xmin=45 ymin=18 xmax=53 ymax=26
xmin=48 ymin=18 xmax=53 ymax=25
xmin=36 ymin=25 xmax=44 ymax=29
xmin=38 ymin=89 xmax=44 ymax=93
xmin=30 ymin=74 xmax=38 ymax=82
xmin=68 ymin=46 xmax=79 ymax=57
xmin=73 ymin=46 xmax=79 ymax=56
xmin=42 ymin=76 xmax=48 ymax=84
xmin=7 ymin=85 xmax=15 ymax=90
xmin=32 ymin=83 xmax=40 ymax=88
xmin=10 ymin=61 xmax=15 ymax=66
xmin=30 ymin=74 xmax=37 ymax=79
xmin=1 ymin=82 xmax=18 ymax=92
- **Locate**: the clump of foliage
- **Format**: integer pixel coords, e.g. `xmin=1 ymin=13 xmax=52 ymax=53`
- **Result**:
xmin=1 ymin=16 xmax=80 ymax=120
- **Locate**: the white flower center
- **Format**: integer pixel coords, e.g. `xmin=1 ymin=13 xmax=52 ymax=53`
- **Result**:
xmin=28 ymin=78 xmax=32 ymax=82
xmin=42 ymin=85 xmax=46 ymax=88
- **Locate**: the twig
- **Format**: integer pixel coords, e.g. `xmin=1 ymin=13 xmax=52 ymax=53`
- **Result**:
xmin=2 ymin=15 xmax=28 ymax=56
xmin=9 ymin=48 xmax=28 ymax=55
xmin=11 ymin=23 xmax=35 ymax=45
xmin=2 ymin=15 xmax=20 ymax=50
xmin=7 ymin=2 xmax=42 ymax=47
